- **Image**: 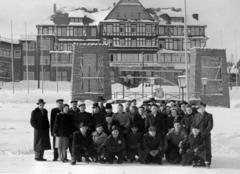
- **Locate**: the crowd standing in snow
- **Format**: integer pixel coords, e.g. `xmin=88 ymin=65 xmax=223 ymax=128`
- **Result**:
xmin=30 ymin=97 xmax=213 ymax=169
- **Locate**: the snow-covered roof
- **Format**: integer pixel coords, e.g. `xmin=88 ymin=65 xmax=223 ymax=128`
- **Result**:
xmin=158 ymin=36 xmax=207 ymax=39
xmin=49 ymin=51 xmax=73 ymax=54
xmin=59 ymin=39 xmax=100 ymax=42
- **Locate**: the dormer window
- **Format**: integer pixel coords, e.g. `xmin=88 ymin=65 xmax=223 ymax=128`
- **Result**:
xmin=70 ymin=18 xmax=83 ymax=23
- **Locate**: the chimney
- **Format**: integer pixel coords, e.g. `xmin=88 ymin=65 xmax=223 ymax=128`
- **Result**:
xmin=53 ymin=4 xmax=57 ymax=13
xmin=192 ymin=14 xmax=199 ymax=21
xmin=113 ymin=3 xmax=116 ymax=7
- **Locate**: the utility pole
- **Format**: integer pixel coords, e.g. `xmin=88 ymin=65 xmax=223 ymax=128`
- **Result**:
xmin=184 ymin=0 xmax=189 ymax=102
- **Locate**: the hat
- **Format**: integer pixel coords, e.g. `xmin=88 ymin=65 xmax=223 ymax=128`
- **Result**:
xmin=186 ymin=104 xmax=192 ymax=108
xmin=37 ymin=99 xmax=46 ymax=105
xmin=148 ymin=126 xmax=157 ymax=131
xmin=63 ymin=104 xmax=69 ymax=108
xmin=105 ymin=103 xmax=113 ymax=109
xmin=169 ymin=100 xmax=176 ymax=103
xmin=142 ymin=102 xmax=149 ymax=106
xmin=132 ymin=99 xmax=137 ymax=102
xmin=96 ymin=124 xmax=103 ymax=129
xmin=97 ymin=96 xmax=106 ymax=102
xmin=106 ymin=113 xmax=113 ymax=118
xmin=130 ymin=124 xmax=138 ymax=129
xmin=199 ymin=102 xmax=207 ymax=108
xmin=139 ymin=106 xmax=144 ymax=110
xmin=126 ymin=100 xmax=132 ymax=103
xmin=70 ymin=100 xmax=77 ymax=104
xmin=191 ymin=103 xmax=196 ymax=106
xmin=79 ymin=123 xmax=87 ymax=128
xmin=150 ymin=104 xmax=159 ymax=108
xmin=56 ymin=99 xmax=64 ymax=103
xmin=179 ymin=101 xmax=188 ymax=106
xmin=92 ymin=103 xmax=100 ymax=108
xmin=149 ymin=98 xmax=156 ymax=102
xmin=192 ymin=125 xmax=200 ymax=129
xmin=170 ymin=107 xmax=178 ymax=113
xmin=173 ymin=119 xmax=181 ymax=125
xmin=111 ymin=125 xmax=119 ymax=131
xmin=78 ymin=101 xmax=86 ymax=107
xmin=118 ymin=103 xmax=123 ymax=107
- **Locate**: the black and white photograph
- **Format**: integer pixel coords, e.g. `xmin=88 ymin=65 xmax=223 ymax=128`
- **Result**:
xmin=0 ymin=0 xmax=240 ymax=173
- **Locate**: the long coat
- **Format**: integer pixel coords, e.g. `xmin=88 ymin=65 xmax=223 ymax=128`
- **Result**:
xmin=192 ymin=111 xmax=213 ymax=158
xmin=181 ymin=113 xmax=194 ymax=134
xmin=92 ymin=112 xmax=106 ymax=130
xmin=146 ymin=112 xmax=166 ymax=137
xmin=30 ymin=107 xmax=51 ymax=151
xmin=134 ymin=115 xmax=147 ymax=133
xmin=106 ymin=134 xmax=126 ymax=153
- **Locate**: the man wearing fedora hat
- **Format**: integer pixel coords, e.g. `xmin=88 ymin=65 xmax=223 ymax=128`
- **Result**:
xmin=30 ymin=99 xmax=51 ymax=161
xmin=97 ymin=96 xmax=107 ymax=114
xmin=105 ymin=103 xmax=114 ymax=117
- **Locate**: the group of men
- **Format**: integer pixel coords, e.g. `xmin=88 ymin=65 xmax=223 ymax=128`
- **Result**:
xmin=30 ymin=96 xmax=213 ymax=168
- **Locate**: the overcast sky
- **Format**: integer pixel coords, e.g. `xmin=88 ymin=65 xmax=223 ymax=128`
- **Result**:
xmin=1 ymin=0 xmax=240 ymax=61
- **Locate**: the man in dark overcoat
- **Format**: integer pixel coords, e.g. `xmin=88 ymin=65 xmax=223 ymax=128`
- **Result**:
xmin=146 ymin=104 xmax=166 ymax=137
xmin=68 ymin=100 xmax=79 ymax=156
xmin=50 ymin=99 xmax=64 ymax=161
xmin=191 ymin=102 xmax=213 ymax=165
xmin=180 ymin=126 xmax=209 ymax=168
xmin=71 ymin=123 xmax=95 ymax=165
xmin=142 ymin=126 xmax=164 ymax=165
xmin=92 ymin=103 xmax=106 ymax=131
xmin=74 ymin=101 xmax=93 ymax=132
xmin=181 ymin=104 xmax=194 ymax=134
xmin=102 ymin=114 xmax=120 ymax=136
xmin=30 ymin=99 xmax=51 ymax=161
xmin=97 ymin=96 xmax=107 ymax=114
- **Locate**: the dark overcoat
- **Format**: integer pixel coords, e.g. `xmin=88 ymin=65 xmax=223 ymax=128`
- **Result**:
xmin=181 ymin=113 xmax=194 ymax=134
xmin=92 ymin=112 xmax=106 ymax=130
xmin=146 ymin=113 xmax=166 ymax=136
xmin=191 ymin=111 xmax=213 ymax=158
xmin=106 ymin=134 xmax=126 ymax=153
xmin=30 ymin=107 xmax=51 ymax=151
xmin=134 ymin=115 xmax=147 ymax=133
xmin=102 ymin=120 xmax=120 ymax=136
xmin=73 ymin=111 xmax=93 ymax=130
xmin=50 ymin=107 xmax=61 ymax=134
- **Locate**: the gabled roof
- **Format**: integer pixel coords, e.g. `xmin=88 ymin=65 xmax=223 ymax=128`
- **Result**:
xmin=104 ymin=0 xmax=155 ymax=21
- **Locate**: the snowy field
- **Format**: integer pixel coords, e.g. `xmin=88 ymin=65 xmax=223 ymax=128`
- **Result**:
xmin=0 ymin=81 xmax=240 ymax=174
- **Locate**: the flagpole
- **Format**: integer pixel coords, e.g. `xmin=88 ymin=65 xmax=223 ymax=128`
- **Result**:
xmin=11 ymin=21 xmax=14 ymax=94
xmin=25 ymin=22 xmax=29 ymax=94
xmin=41 ymin=24 xmax=44 ymax=94
xmin=184 ymin=0 xmax=189 ymax=102
xmin=55 ymin=25 xmax=58 ymax=93
xmin=235 ymin=31 xmax=238 ymax=91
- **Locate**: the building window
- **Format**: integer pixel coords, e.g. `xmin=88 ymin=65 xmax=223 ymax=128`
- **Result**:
xmin=165 ymin=53 xmax=172 ymax=62
xmin=23 ymin=72 xmax=34 ymax=80
xmin=40 ymin=56 xmax=50 ymax=65
xmin=23 ymin=42 xmax=35 ymax=51
xmin=172 ymin=54 xmax=181 ymax=63
xmin=166 ymin=39 xmax=173 ymax=50
xmin=57 ymin=71 xmax=68 ymax=81
xmin=61 ymin=28 xmax=67 ymax=36
xmin=120 ymin=39 xmax=125 ymax=46
xmin=23 ymin=56 xmax=35 ymax=65
xmin=178 ymin=27 xmax=183 ymax=35
xmin=146 ymin=25 xmax=152 ymax=34
xmin=120 ymin=25 xmax=125 ymax=33
xmin=48 ymin=27 xmax=53 ymax=34
xmin=38 ymin=26 xmax=42 ymax=34
xmin=146 ymin=39 xmax=151 ymax=46
xmin=91 ymin=28 xmax=97 ymax=37
xmin=131 ymin=25 xmax=137 ymax=33
xmin=14 ymin=50 xmax=21 ymax=58
xmin=40 ymin=71 xmax=50 ymax=81
xmin=43 ymin=28 xmax=48 ymax=34
xmin=40 ymin=39 xmax=51 ymax=50
xmin=107 ymin=25 xmax=113 ymax=34
xmin=131 ymin=39 xmax=137 ymax=47
xmin=57 ymin=28 xmax=62 ymax=36
xmin=159 ymin=27 xmax=164 ymax=35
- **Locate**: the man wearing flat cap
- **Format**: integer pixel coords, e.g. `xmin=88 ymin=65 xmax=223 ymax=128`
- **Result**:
xmin=142 ymin=126 xmax=164 ymax=165
xmin=106 ymin=125 xmax=126 ymax=164
xmin=126 ymin=124 xmax=143 ymax=163
xmin=191 ymin=102 xmax=213 ymax=167
xmin=91 ymin=124 xmax=107 ymax=163
xmin=50 ymin=99 xmax=64 ymax=161
xmin=71 ymin=123 xmax=95 ymax=165
xmin=74 ymin=101 xmax=93 ymax=132
xmin=92 ymin=103 xmax=106 ymax=132
xmin=30 ymin=99 xmax=51 ymax=161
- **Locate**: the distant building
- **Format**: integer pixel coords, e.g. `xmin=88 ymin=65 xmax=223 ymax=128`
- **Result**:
xmin=0 ymin=0 xmax=208 ymax=86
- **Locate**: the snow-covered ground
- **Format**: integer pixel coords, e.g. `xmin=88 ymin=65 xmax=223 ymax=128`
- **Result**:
xmin=0 ymin=81 xmax=240 ymax=173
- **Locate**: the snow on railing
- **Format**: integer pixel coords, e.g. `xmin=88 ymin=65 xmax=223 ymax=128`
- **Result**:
xmin=0 ymin=36 xmax=19 ymax=44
